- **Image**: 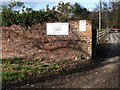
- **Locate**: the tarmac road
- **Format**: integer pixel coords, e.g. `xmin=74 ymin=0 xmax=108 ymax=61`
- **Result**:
xmin=3 ymin=32 xmax=120 ymax=89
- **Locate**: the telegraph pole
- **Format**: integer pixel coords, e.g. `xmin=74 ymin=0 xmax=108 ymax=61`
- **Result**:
xmin=98 ymin=0 xmax=102 ymax=42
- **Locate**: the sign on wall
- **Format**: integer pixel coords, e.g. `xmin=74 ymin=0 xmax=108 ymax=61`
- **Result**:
xmin=47 ymin=23 xmax=69 ymax=35
xmin=79 ymin=20 xmax=86 ymax=32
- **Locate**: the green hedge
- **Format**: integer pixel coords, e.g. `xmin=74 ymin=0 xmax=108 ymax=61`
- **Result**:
xmin=1 ymin=2 xmax=90 ymax=27
xmin=2 ymin=9 xmax=43 ymax=27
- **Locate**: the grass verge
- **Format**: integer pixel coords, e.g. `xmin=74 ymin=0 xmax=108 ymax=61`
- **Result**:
xmin=1 ymin=57 xmax=60 ymax=81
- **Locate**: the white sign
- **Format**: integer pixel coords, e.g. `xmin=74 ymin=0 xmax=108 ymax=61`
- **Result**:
xmin=79 ymin=20 xmax=86 ymax=32
xmin=47 ymin=23 xmax=69 ymax=35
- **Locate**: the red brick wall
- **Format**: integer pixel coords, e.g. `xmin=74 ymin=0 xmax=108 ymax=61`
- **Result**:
xmin=69 ymin=20 xmax=92 ymax=58
xmin=2 ymin=21 xmax=92 ymax=60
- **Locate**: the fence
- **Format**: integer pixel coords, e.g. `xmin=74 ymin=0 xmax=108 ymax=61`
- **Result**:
xmin=97 ymin=29 xmax=107 ymax=43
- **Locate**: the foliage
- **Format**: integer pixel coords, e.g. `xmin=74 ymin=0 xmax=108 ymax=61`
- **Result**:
xmin=1 ymin=1 xmax=90 ymax=27
xmin=1 ymin=1 xmax=119 ymax=28
xmin=2 ymin=57 xmax=60 ymax=81
xmin=72 ymin=3 xmax=90 ymax=20
xmin=92 ymin=1 xmax=120 ymax=28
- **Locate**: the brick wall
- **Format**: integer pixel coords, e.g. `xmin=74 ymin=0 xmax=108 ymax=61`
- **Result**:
xmin=69 ymin=20 xmax=92 ymax=59
xmin=2 ymin=21 xmax=93 ymax=61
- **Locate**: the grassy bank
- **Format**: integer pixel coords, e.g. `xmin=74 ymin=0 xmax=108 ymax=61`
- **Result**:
xmin=2 ymin=57 xmax=60 ymax=81
xmin=2 ymin=56 xmax=91 ymax=82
